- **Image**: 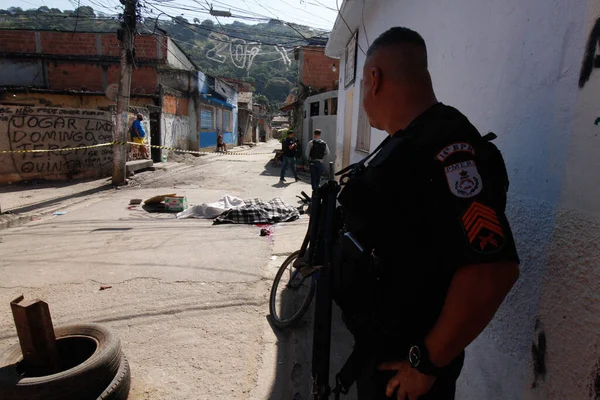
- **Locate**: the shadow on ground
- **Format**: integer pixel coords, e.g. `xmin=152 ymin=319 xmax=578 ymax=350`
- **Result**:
xmin=0 ymin=180 xmax=113 ymax=214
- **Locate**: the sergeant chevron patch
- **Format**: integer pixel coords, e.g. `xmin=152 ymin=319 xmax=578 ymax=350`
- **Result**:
xmin=461 ymin=201 xmax=505 ymax=253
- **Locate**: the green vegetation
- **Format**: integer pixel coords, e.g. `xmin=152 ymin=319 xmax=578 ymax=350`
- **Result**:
xmin=0 ymin=6 xmax=327 ymax=107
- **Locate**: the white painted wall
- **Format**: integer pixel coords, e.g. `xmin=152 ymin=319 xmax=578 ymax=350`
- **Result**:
xmin=303 ymin=91 xmax=339 ymax=168
xmin=330 ymin=0 xmax=600 ymax=398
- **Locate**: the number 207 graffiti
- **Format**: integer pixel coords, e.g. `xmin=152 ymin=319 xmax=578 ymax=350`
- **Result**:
xmin=205 ymin=33 xmax=292 ymax=71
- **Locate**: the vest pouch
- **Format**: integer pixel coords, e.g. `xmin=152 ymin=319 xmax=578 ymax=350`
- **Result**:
xmin=332 ymin=232 xmax=378 ymax=327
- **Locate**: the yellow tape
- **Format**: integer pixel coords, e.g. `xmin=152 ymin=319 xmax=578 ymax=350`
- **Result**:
xmin=0 ymin=142 xmax=113 ymax=154
xmin=0 ymin=141 xmax=276 ymax=156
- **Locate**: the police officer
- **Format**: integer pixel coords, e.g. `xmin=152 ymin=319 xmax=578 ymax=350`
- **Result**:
xmin=280 ymin=130 xmax=300 ymax=183
xmin=335 ymin=27 xmax=520 ymax=399
xmin=306 ymin=129 xmax=331 ymax=190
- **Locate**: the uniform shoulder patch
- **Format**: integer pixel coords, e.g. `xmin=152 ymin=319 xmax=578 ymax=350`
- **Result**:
xmin=445 ymin=160 xmax=482 ymax=198
xmin=436 ymin=142 xmax=475 ymax=162
xmin=461 ymin=201 xmax=505 ymax=253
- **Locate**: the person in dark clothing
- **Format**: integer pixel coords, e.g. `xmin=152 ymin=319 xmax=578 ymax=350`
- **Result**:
xmin=216 ymin=130 xmax=227 ymax=152
xmin=280 ymin=130 xmax=300 ymax=183
xmin=334 ymin=27 xmax=520 ymax=400
xmin=306 ymin=129 xmax=330 ymax=190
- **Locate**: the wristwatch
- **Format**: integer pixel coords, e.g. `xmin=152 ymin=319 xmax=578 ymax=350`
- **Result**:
xmin=408 ymin=342 xmax=443 ymax=376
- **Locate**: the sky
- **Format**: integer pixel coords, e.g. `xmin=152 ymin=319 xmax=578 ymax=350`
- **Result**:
xmin=0 ymin=0 xmax=340 ymax=31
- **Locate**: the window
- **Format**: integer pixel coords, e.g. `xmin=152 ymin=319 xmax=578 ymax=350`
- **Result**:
xmin=329 ymin=97 xmax=337 ymax=115
xmin=356 ymin=80 xmax=371 ymax=152
xmin=344 ymin=32 xmax=358 ymax=88
xmin=310 ymin=102 xmax=320 ymax=117
xmin=326 ymin=97 xmax=338 ymax=116
xmin=200 ymin=106 xmax=214 ymax=131
xmin=222 ymin=110 xmax=232 ymax=131
xmin=324 ymin=100 xmax=329 ymax=115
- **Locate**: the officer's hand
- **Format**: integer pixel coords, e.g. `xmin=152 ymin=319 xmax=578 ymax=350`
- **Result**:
xmin=378 ymin=361 xmax=436 ymax=400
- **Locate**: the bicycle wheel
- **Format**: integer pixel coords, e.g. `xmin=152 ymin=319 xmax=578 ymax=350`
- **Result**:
xmin=269 ymin=250 xmax=316 ymax=329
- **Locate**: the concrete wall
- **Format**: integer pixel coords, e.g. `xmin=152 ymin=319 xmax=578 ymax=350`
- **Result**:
xmin=329 ymin=0 xmax=600 ymax=398
xmin=161 ymin=113 xmax=189 ymax=150
xmin=0 ymin=92 xmax=155 ymax=109
xmin=0 ymin=59 xmax=45 ymax=87
xmin=0 ymin=106 xmax=114 ymax=183
xmin=166 ymin=38 xmax=196 ymax=71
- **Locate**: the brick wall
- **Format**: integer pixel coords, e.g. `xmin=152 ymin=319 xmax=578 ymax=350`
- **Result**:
xmin=300 ymin=48 xmax=340 ymax=91
xmin=0 ymin=31 xmax=166 ymax=95
xmin=163 ymin=94 xmax=189 ymax=116
xmin=163 ymin=94 xmax=177 ymax=114
xmin=47 ymin=63 xmax=104 ymax=91
xmin=41 ymin=32 xmax=98 ymax=55
xmin=0 ymin=30 xmax=165 ymax=60
xmin=0 ymin=31 xmax=36 ymax=53
xmin=131 ymin=68 xmax=158 ymax=94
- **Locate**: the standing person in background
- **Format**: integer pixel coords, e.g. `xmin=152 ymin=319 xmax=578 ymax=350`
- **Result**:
xmin=280 ymin=130 xmax=300 ymax=183
xmin=238 ymin=127 xmax=244 ymax=146
xmin=131 ymin=114 xmax=149 ymax=159
xmin=306 ymin=129 xmax=330 ymax=191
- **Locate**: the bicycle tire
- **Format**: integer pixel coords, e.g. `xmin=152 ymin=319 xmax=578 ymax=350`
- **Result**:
xmin=269 ymin=250 xmax=316 ymax=329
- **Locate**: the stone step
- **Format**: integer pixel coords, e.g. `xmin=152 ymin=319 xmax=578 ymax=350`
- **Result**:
xmin=126 ymin=159 xmax=153 ymax=174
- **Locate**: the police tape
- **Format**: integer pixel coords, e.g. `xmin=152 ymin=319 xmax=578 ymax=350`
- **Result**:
xmin=0 ymin=141 xmax=276 ymax=156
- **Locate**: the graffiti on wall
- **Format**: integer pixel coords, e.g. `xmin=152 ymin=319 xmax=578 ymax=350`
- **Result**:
xmin=205 ymin=33 xmax=292 ymax=72
xmin=531 ymin=318 xmax=547 ymax=389
xmin=162 ymin=113 xmax=189 ymax=150
xmin=0 ymin=107 xmax=114 ymax=180
xmin=579 ymin=18 xmax=600 ymax=88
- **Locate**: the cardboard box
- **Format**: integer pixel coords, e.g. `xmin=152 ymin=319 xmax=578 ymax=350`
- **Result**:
xmin=165 ymin=196 xmax=188 ymax=212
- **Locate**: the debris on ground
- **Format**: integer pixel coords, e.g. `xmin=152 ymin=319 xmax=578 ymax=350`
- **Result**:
xmin=176 ymin=195 xmax=244 ymax=219
xmin=165 ymin=196 xmax=188 ymax=212
xmin=144 ymin=194 xmax=176 ymax=205
xmin=52 ymin=211 xmax=67 ymax=216
xmin=129 ymin=199 xmax=142 ymax=205
xmin=99 ymin=285 xmax=112 ymax=291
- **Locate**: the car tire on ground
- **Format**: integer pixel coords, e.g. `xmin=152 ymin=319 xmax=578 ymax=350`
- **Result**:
xmin=0 ymin=323 xmax=129 ymax=400
xmin=98 ymin=354 xmax=131 ymax=400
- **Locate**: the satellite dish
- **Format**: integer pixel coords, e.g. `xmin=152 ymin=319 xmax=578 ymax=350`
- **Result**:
xmin=105 ymin=83 xmax=119 ymax=102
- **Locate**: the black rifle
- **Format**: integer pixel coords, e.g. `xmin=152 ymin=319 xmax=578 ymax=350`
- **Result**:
xmin=310 ymin=139 xmax=392 ymax=400
xmin=310 ymin=162 xmax=339 ymax=400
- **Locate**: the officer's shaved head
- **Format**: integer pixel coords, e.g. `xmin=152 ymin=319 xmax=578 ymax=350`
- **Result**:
xmin=361 ymin=27 xmax=437 ymax=134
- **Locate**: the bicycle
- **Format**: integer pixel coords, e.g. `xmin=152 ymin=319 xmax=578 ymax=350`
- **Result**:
xmin=268 ymin=162 xmax=340 ymax=400
xmin=269 ymin=191 xmax=318 ymax=329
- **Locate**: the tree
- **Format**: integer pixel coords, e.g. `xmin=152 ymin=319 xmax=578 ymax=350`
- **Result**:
xmin=74 ymin=6 xmax=95 ymax=17
xmin=264 ymin=78 xmax=292 ymax=103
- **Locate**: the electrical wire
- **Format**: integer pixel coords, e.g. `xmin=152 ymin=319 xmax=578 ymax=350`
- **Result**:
xmin=145 ymin=3 xmax=309 ymax=47
xmin=361 ymin=0 xmax=369 ymax=48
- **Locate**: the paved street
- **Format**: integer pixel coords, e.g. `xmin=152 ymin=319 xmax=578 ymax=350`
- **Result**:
xmin=0 ymin=141 xmax=321 ymax=399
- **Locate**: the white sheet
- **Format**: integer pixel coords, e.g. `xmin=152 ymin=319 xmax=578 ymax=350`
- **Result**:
xmin=176 ymin=195 xmax=244 ymax=219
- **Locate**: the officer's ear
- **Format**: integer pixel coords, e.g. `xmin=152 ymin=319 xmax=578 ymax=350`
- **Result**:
xmin=369 ymin=67 xmax=382 ymax=95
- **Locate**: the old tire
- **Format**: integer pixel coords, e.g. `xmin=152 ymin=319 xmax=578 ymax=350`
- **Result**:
xmin=98 ymin=355 xmax=131 ymax=400
xmin=0 ymin=323 xmax=124 ymax=400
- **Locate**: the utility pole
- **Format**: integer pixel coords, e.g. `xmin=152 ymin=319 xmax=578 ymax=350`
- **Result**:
xmin=112 ymin=0 xmax=137 ymax=185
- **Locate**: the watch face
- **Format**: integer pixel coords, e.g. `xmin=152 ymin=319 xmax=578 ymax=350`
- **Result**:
xmin=408 ymin=345 xmax=421 ymax=367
